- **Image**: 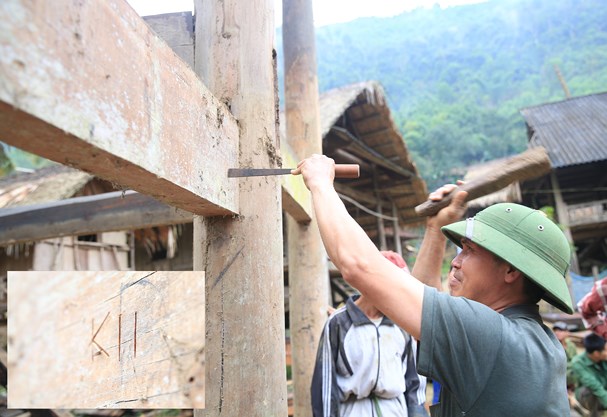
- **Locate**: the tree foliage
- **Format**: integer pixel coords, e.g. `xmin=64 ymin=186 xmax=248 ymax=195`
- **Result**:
xmin=0 ymin=143 xmax=55 ymax=177
xmin=277 ymin=0 xmax=607 ymax=189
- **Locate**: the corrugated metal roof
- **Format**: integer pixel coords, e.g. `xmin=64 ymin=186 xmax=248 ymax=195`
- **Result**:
xmin=520 ymin=92 xmax=607 ymax=168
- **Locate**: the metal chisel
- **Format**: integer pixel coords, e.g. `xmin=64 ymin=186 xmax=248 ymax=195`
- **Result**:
xmin=228 ymin=164 xmax=360 ymax=178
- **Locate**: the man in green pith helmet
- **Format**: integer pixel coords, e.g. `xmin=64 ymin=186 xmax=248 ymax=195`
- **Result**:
xmin=294 ymin=155 xmax=574 ymax=417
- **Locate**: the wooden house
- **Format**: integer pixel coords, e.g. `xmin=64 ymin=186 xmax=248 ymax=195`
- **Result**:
xmin=300 ymin=81 xmax=427 ymax=305
xmin=0 ymin=165 xmax=130 ymax=275
xmin=520 ymin=92 xmax=607 ymax=276
xmin=461 ymin=92 xmax=607 ymax=277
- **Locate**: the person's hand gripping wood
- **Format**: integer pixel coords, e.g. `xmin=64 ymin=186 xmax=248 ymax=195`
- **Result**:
xmin=426 ymin=181 xmax=469 ymax=231
xmin=412 ymin=182 xmax=468 ymax=291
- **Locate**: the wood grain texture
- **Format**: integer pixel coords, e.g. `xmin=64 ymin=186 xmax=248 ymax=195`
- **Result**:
xmin=0 ymin=0 xmax=238 ymax=216
xmin=8 ymin=271 xmax=205 ymax=409
xmin=415 ymin=147 xmax=552 ymax=217
xmin=194 ymin=0 xmax=288 ymax=416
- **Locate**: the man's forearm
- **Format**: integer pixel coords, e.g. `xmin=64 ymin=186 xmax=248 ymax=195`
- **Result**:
xmin=308 ymin=182 xmax=424 ymax=339
xmin=295 ymin=154 xmax=424 ymax=338
xmin=412 ymin=224 xmax=447 ymax=291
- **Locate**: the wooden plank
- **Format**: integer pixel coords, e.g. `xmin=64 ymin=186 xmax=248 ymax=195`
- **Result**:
xmin=144 ymin=2 xmax=311 ymax=225
xmin=0 ymin=0 xmax=238 ymax=216
xmin=8 ymin=271 xmax=205 ymax=409
xmin=0 ymin=183 xmax=309 ymax=244
xmin=0 ymin=191 xmax=192 ymax=245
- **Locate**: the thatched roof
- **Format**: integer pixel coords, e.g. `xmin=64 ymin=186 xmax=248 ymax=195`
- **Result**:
xmin=319 ymin=81 xmax=421 ymax=178
xmin=0 ymin=165 xmax=92 ymax=208
xmin=282 ymin=81 xmax=427 ymax=237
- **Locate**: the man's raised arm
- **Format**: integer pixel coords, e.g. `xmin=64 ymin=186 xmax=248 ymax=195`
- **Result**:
xmin=294 ymin=155 xmax=424 ymax=339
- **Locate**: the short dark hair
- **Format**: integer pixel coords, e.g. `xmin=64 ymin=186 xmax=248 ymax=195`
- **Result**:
xmin=583 ymin=333 xmax=606 ymax=354
xmin=491 ymin=255 xmax=545 ymax=303
xmin=522 ymin=275 xmax=545 ymax=304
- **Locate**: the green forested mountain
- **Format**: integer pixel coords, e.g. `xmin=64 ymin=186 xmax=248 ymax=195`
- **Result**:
xmin=278 ymin=0 xmax=607 ymax=189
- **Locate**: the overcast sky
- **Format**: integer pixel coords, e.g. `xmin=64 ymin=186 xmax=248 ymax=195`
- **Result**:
xmin=127 ymin=0 xmax=488 ymax=27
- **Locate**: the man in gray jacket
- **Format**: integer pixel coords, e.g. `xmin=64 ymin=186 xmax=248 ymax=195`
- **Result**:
xmin=311 ymin=251 xmax=428 ymax=417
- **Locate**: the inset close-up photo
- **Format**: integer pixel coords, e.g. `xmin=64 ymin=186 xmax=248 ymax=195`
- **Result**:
xmin=8 ymin=271 xmax=205 ymax=409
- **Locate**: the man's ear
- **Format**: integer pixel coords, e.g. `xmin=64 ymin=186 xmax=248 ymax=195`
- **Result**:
xmin=504 ymin=265 xmax=523 ymax=284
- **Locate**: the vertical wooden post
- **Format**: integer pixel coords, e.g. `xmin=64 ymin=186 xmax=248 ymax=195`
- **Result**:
xmin=373 ymin=167 xmax=387 ymax=250
xmin=194 ymin=1 xmax=287 ymax=416
xmin=392 ymin=202 xmax=402 ymax=255
xmin=551 ymin=171 xmax=580 ymax=274
xmin=283 ymin=1 xmax=330 ymax=416
xmin=376 ymin=202 xmax=387 ymax=250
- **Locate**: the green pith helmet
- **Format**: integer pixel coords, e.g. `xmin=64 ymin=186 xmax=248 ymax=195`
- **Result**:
xmin=441 ymin=203 xmax=574 ymax=314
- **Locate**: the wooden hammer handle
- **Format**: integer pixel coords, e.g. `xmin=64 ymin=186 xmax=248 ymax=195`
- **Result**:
xmin=335 ymin=164 xmax=360 ymax=179
xmin=415 ymin=147 xmax=551 ymax=217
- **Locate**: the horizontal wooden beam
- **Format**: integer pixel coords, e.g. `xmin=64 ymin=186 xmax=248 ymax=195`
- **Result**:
xmin=329 ymin=127 xmax=417 ymax=179
xmin=8 ymin=271 xmax=205 ymax=408
xmin=331 ymin=149 xmax=372 ymax=171
xmin=0 ymin=0 xmax=238 ymax=216
xmin=0 ymin=191 xmax=193 ymax=245
xmin=334 ymin=182 xmax=390 ymax=209
xmin=0 ymin=181 xmax=310 ymax=245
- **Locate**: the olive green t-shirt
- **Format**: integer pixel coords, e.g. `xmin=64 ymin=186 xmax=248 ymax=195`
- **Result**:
xmin=418 ymin=287 xmax=569 ymax=417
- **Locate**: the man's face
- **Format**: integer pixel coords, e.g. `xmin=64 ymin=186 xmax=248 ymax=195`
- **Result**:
xmin=590 ymin=345 xmax=607 ymax=363
xmin=449 ymin=238 xmax=506 ymax=303
xmin=554 ymin=328 xmax=569 ymax=342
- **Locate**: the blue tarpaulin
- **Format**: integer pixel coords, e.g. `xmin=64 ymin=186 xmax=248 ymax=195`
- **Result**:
xmin=571 ymin=269 xmax=607 ymax=305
